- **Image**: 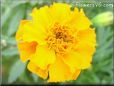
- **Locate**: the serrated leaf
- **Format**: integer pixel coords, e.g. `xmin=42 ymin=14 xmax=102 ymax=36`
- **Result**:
xmin=8 ymin=60 xmax=26 ymax=83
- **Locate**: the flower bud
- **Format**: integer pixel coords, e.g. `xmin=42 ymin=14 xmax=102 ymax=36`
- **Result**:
xmin=92 ymin=12 xmax=113 ymax=26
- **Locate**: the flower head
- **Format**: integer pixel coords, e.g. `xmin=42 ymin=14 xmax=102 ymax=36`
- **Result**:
xmin=16 ymin=3 xmax=96 ymax=82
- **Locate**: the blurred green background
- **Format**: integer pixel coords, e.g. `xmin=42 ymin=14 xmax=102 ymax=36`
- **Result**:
xmin=1 ymin=0 xmax=114 ymax=85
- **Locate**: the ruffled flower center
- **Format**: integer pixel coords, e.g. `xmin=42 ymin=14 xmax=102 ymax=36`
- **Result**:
xmin=46 ymin=23 xmax=76 ymax=55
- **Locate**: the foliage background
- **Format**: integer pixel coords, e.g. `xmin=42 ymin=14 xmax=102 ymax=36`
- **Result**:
xmin=1 ymin=0 xmax=114 ymax=85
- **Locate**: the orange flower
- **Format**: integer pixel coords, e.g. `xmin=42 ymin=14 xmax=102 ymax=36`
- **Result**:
xmin=16 ymin=3 xmax=96 ymax=82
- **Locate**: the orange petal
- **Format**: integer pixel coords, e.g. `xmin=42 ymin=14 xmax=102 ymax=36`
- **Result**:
xmin=73 ymin=69 xmax=81 ymax=80
xmin=17 ymin=41 xmax=37 ymax=62
xmin=27 ymin=61 xmax=48 ymax=79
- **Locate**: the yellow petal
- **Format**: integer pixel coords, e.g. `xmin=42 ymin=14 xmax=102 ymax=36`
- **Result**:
xmin=16 ymin=20 xmax=47 ymax=45
xmin=16 ymin=20 xmax=28 ymax=41
xmin=27 ymin=61 xmax=48 ymax=79
xmin=77 ymin=28 xmax=96 ymax=46
xmin=31 ymin=6 xmax=53 ymax=29
xmin=76 ymin=9 xmax=92 ymax=30
xmin=17 ymin=41 xmax=37 ymax=62
xmin=68 ymin=8 xmax=92 ymax=30
xmin=30 ymin=45 xmax=56 ymax=70
xmin=62 ymin=46 xmax=95 ymax=72
xmin=64 ymin=28 xmax=96 ymax=70
xmin=50 ymin=3 xmax=71 ymax=24
xmin=62 ymin=52 xmax=81 ymax=72
xmin=48 ymin=56 xmax=80 ymax=82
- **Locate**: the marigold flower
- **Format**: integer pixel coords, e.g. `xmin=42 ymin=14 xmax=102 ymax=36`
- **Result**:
xmin=16 ymin=3 xmax=96 ymax=82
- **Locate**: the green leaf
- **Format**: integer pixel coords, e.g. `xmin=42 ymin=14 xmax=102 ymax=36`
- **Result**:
xmin=11 ymin=0 xmax=28 ymax=7
xmin=31 ymin=74 xmax=38 ymax=82
xmin=1 ymin=7 xmax=11 ymax=27
xmin=2 ymin=35 xmax=16 ymax=45
xmin=8 ymin=60 xmax=26 ymax=83
xmin=1 ymin=1 xmax=27 ymax=28
xmin=2 ymin=47 xmax=18 ymax=57
xmin=7 ymin=6 xmax=25 ymax=36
